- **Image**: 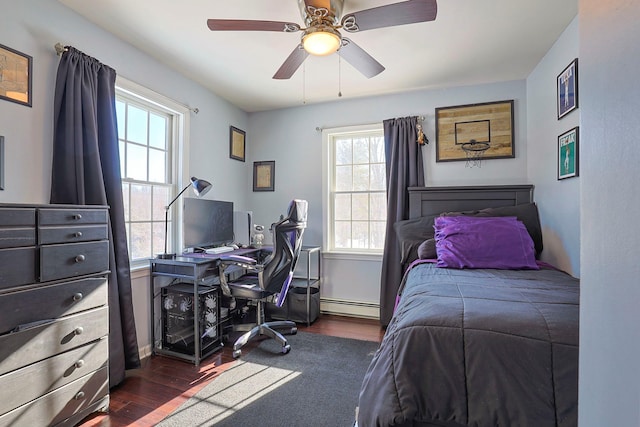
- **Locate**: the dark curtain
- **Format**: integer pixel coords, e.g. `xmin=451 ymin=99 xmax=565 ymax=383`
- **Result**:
xmin=379 ymin=116 xmax=425 ymax=326
xmin=50 ymin=47 xmax=141 ymax=387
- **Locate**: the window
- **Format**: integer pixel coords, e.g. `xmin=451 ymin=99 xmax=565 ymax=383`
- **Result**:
xmin=115 ymin=79 xmax=188 ymax=266
xmin=324 ymin=126 xmax=386 ymax=254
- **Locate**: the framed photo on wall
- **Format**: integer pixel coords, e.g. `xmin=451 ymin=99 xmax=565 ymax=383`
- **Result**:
xmin=253 ymin=161 xmax=275 ymax=191
xmin=229 ymin=126 xmax=246 ymax=161
xmin=558 ymin=127 xmax=579 ymax=180
xmin=0 ymin=43 xmax=33 ymax=107
xmin=435 ymin=99 xmax=515 ymax=162
xmin=557 ymin=58 xmax=578 ymax=119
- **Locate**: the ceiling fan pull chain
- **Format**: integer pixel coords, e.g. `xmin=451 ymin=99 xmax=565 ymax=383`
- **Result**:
xmin=338 ymin=55 xmax=342 ymax=98
xmin=303 ymin=60 xmax=307 ymax=105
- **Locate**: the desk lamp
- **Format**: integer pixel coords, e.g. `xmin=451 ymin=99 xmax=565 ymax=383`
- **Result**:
xmin=158 ymin=176 xmax=212 ymax=259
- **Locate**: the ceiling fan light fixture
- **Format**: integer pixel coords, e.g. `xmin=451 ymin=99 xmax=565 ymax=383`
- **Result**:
xmin=302 ymin=26 xmax=341 ymax=56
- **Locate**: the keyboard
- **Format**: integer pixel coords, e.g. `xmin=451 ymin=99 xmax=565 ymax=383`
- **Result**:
xmin=204 ymin=246 xmax=235 ymax=254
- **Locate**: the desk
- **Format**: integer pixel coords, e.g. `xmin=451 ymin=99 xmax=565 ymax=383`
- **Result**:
xmin=149 ymin=248 xmax=262 ymax=366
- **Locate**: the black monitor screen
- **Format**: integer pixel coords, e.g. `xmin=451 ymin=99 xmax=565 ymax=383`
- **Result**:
xmin=183 ymin=198 xmax=234 ymax=249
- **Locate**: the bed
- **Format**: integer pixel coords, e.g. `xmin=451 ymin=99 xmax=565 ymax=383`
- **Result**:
xmin=357 ymin=185 xmax=579 ymax=427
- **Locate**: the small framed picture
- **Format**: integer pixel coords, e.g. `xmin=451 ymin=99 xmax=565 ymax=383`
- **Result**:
xmin=558 ymin=127 xmax=579 ymax=180
xmin=253 ymin=161 xmax=275 ymax=192
xmin=229 ymin=126 xmax=245 ymax=161
xmin=0 ymin=44 xmax=33 ymax=107
xmin=557 ymin=58 xmax=578 ymax=119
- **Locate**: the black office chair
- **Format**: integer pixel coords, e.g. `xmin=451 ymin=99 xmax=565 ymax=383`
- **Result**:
xmin=218 ymin=199 xmax=308 ymax=358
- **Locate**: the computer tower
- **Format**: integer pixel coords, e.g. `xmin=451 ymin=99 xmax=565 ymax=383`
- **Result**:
xmin=233 ymin=210 xmax=253 ymax=247
xmin=161 ymin=283 xmax=222 ymax=358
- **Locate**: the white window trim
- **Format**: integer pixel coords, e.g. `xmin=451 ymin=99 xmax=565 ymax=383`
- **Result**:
xmin=115 ymin=77 xmax=191 ymax=268
xmin=322 ymin=123 xmax=384 ymax=261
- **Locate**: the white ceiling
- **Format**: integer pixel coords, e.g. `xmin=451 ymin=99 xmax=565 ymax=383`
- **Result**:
xmin=58 ymin=0 xmax=577 ymax=113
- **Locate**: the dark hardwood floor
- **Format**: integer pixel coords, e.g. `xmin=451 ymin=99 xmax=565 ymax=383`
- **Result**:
xmin=78 ymin=314 xmax=384 ymax=427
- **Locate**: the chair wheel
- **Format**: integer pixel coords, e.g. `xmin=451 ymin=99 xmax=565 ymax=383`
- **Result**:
xmin=290 ymin=327 xmax=298 ymax=335
xmin=282 ymin=344 xmax=291 ymax=354
xmin=232 ymin=349 xmax=242 ymax=358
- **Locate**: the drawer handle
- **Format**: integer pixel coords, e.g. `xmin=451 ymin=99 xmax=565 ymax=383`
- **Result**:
xmin=75 ymin=254 xmax=86 ymax=263
xmin=74 ymin=391 xmax=85 ymax=400
xmin=74 ymin=231 xmax=83 ymax=238
xmin=73 ymin=292 xmax=83 ymax=302
xmin=73 ymin=213 xmax=83 ymax=220
xmin=75 ymin=359 xmax=85 ymax=369
xmin=74 ymin=326 xmax=84 ymax=336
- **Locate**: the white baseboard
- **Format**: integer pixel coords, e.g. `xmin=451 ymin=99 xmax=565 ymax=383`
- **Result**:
xmin=320 ymin=297 xmax=379 ymax=320
xmin=138 ymin=344 xmax=153 ymax=361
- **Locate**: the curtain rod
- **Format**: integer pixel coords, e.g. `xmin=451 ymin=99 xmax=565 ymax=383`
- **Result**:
xmin=54 ymin=43 xmax=199 ymax=114
xmin=316 ymin=116 xmax=425 ymax=132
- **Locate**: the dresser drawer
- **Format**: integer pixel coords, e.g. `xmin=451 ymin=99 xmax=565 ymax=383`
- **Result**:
xmin=0 ymin=208 xmax=36 ymax=226
xmin=0 ymin=306 xmax=108 ymax=375
xmin=0 ymin=276 xmax=107 ymax=335
xmin=39 ymin=224 xmax=109 ymax=245
xmin=40 ymin=240 xmax=109 ymax=282
xmin=0 ymin=227 xmax=36 ymax=249
xmin=0 ymin=366 xmax=109 ymax=427
xmin=39 ymin=208 xmax=108 ymax=226
xmin=0 ymin=337 xmax=108 ymax=415
xmin=0 ymin=247 xmax=37 ymax=290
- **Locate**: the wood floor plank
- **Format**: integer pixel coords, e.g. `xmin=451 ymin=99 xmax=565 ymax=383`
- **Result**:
xmin=77 ymin=314 xmax=383 ymax=426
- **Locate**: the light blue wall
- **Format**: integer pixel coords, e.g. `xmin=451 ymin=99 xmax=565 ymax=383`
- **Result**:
xmin=526 ymin=18 xmax=580 ymax=276
xmin=247 ymin=80 xmax=530 ymax=308
xmin=0 ymin=0 xmax=249 ymax=208
xmin=579 ymin=0 xmax=640 ymax=425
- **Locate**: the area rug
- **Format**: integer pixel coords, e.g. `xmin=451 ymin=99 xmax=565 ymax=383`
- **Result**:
xmin=157 ymin=332 xmax=380 ymax=427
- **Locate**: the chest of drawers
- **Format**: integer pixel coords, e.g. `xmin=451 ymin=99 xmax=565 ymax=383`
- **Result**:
xmin=0 ymin=204 xmax=110 ymax=427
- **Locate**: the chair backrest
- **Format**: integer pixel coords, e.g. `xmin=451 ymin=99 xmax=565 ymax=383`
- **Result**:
xmin=261 ymin=199 xmax=308 ymax=306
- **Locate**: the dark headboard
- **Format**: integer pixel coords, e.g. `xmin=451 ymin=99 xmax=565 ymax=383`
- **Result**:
xmin=408 ymin=185 xmax=534 ymax=219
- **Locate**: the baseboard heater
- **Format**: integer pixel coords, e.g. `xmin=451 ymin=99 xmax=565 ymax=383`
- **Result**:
xmin=320 ymin=297 xmax=379 ymax=320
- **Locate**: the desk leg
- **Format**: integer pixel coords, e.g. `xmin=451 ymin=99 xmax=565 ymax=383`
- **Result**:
xmin=193 ymin=281 xmax=200 ymax=366
xmin=306 ymin=250 xmax=311 ymax=327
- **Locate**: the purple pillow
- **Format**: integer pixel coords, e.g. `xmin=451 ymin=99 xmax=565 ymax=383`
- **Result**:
xmin=434 ymin=216 xmax=539 ymax=270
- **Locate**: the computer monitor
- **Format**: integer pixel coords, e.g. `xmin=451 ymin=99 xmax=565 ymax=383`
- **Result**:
xmin=183 ymin=198 xmax=234 ymax=250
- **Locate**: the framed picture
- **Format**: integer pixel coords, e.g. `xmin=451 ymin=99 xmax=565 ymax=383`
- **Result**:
xmin=0 ymin=44 xmax=33 ymax=107
xmin=557 ymin=58 xmax=578 ymax=119
xmin=229 ymin=126 xmax=246 ymax=161
xmin=435 ymin=99 xmax=514 ymax=162
xmin=253 ymin=161 xmax=275 ymax=192
xmin=558 ymin=127 xmax=579 ymax=180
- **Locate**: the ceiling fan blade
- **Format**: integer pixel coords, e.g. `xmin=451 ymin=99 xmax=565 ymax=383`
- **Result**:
xmin=207 ymin=19 xmax=300 ymax=32
xmin=338 ymin=38 xmax=385 ymax=78
xmin=341 ymin=0 xmax=437 ymax=33
xmin=273 ymin=45 xmax=309 ymax=79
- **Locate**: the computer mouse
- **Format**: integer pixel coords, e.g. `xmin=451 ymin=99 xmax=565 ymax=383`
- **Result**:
xmin=231 ymin=244 xmax=239 ymax=250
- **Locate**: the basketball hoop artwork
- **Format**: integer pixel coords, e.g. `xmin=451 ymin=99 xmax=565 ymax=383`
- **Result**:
xmin=461 ymin=140 xmax=490 ymax=168
xmin=435 ymin=100 xmax=514 ymax=164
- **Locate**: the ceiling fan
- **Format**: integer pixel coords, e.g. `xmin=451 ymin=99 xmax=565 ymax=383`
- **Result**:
xmin=207 ymin=0 xmax=437 ymax=80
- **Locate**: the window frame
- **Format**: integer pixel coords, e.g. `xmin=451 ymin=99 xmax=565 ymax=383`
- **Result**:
xmin=322 ymin=124 xmax=386 ymax=260
xmin=115 ymin=77 xmax=190 ymax=269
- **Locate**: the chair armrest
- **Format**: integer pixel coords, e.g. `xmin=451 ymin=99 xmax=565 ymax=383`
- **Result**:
xmin=219 ymin=255 xmax=262 ymax=273
xmin=220 ymin=255 xmax=257 ymax=265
